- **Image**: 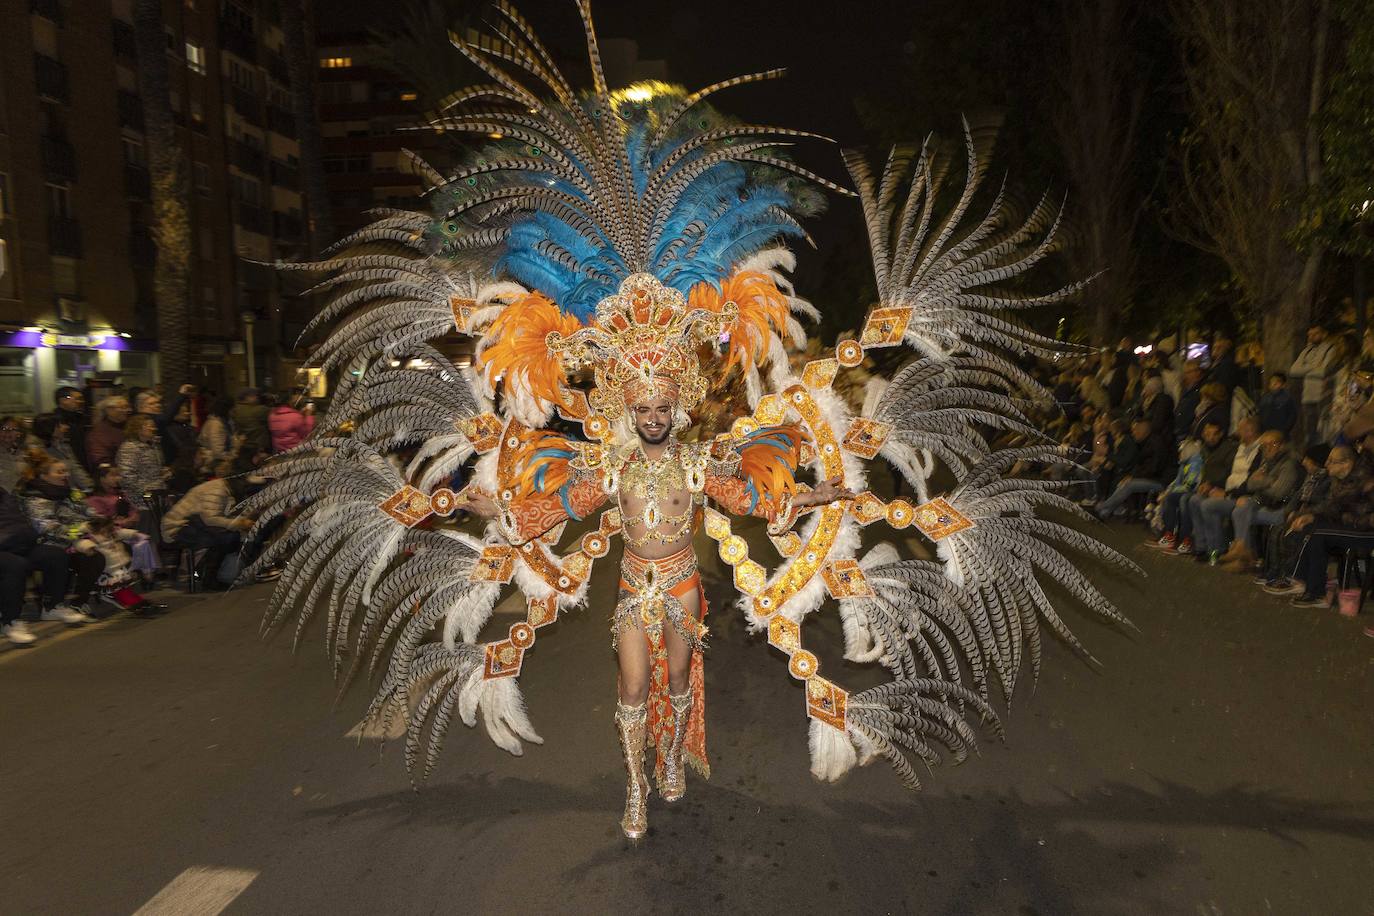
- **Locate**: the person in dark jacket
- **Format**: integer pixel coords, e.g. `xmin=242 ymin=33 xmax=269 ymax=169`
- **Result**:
xmin=1095 ymin=418 xmax=1175 ymax=518
xmin=54 ymin=386 xmax=90 ymax=476
xmin=1283 ymin=448 xmax=1374 ymax=606
xmin=1257 ymin=371 xmax=1299 ymax=436
xmin=1259 ymin=443 xmax=1331 ymax=590
xmin=1219 ymin=430 xmax=1303 ymax=569
xmin=1152 ymin=421 xmax=1232 ymax=552
xmin=1174 ymin=359 xmax=1205 ymax=441
xmin=1137 ymin=375 xmax=1175 ymax=442
xmin=0 ymin=486 xmax=79 ymax=645
xmin=1107 ymin=340 xmax=1135 ymax=409
xmin=1208 ymin=335 xmax=1241 ymax=395
xmin=231 ymin=388 xmax=271 ymax=455
xmin=1190 ymin=382 xmax=1231 ymax=439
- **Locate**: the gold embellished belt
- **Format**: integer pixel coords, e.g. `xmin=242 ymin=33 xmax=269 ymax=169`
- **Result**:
xmin=613 ymin=545 xmax=706 ymax=651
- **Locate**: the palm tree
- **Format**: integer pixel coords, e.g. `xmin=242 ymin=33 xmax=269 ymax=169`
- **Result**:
xmin=132 ymin=0 xmax=190 ymax=388
xmin=281 ymin=0 xmax=333 ymax=255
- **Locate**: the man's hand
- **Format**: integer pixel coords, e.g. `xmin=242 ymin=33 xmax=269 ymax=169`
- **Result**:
xmin=794 ymin=476 xmax=854 ymax=508
xmin=457 ymin=488 xmax=501 ymax=519
xmin=179 ymin=384 xmax=196 ymax=396
xmin=1286 ymin=513 xmax=1314 ymax=534
xmin=1236 ymin=495 xmax=1251 ymax=507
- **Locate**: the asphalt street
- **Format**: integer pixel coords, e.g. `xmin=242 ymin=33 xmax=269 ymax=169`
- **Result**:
xmin=2 ymin=520 xmax=1372 ymax=915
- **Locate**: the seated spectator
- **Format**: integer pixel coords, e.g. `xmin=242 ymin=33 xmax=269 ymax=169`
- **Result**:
xmin=1218 ymin=430 xmax=1302 ymax=572
xmin=31 ymin=413 xmax=93 ymax=492
xmin=1257 ymin=371 xmax=1298 ymax=436
xmin=1208 ymin=334 xmax=1240 ymax=394
xmin=1281 ymin=447 xmax=1374 ymax=607
xmin=269 ymin=390 xmax=317 ymax=453
xmin=87 ymin=464 xmax=160 ymax=584
xmin=1150 ymin=421 xmax=1231 ymax=551
xmin=1259 ymin=444 xmax=1331 ymax=592
xmin=87 ymin=397 xmax=131 ymax=469
xmin=116 ymin=414 xmax=169 ymax=515
xmin=1095 ymin=417 xmax=1176 ymax=519
xmin=0 ymin=417 xmax=26 ymax=492
xmin=19 ymin=452 xmax=104 ymax=619
xmin=198 ymin=395 xmax=237 ymax=476
xmin=0 ymin=484 xmax=86 ymax=645
xmin=1190 ymin=382 xmax=1230 ymax=439
xmin=161 ymin=460 xmax=254 ymax=591
xmin=1186 ymin=416 xmax=1262 ymax=561
xmin=84 ymin=516 xmax=160 ymax=614
xmin=162 ymin=399 xmax=200 ymax=494
xmin=1139 ymin=375 xmax=1175 ymax=440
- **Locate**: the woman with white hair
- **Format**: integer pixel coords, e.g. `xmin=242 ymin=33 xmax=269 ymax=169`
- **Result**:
xmin=86 ymin=397 xmax=131 ymax=469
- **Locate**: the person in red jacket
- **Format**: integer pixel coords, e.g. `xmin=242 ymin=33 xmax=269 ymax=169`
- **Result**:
xmin=268 ymin=390 xmax=316 ymax=453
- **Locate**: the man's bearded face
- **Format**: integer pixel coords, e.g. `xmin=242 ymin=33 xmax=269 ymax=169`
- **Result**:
xmin=631 ymin=397 xmax=674 ymax=445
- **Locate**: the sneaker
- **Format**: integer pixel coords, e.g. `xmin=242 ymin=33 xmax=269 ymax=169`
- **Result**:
xmin=1251 ymin=575 xmax=1269 ymax=586
xmin=1174 ymin=537 xmax=1194 ymax=555
xmin=1290 ymin=595 xmax=1329 ymax=609
xmin=1147 ymin=533 xmax=1177 ymax=551
xmin=1207 ymin=550 xmax=1221 ymax=567
xmin=1263 ymin=579 xmax=1306 ymax=596
xmin=40 ymin=604 xmax=87 ymax=626
xmin=2 ymin=621 xmax=36 ymax=646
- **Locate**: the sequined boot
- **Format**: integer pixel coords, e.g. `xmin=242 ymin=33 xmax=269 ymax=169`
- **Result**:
xmin=659 ymin=691 xmax=693 ymax=802
xmin=614 ymin=700 xmax=650 ymax=839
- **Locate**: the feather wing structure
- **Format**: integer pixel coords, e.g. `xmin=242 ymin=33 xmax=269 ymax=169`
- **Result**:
xmin=249 ymin=0 xmax=1137 ymax=800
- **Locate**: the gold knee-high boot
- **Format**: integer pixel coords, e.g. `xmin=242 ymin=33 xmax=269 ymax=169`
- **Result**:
xmin=659 ymin=691 xmax=692 ymax=802
xmin=614 ymin=700 xmax=650 ymax=839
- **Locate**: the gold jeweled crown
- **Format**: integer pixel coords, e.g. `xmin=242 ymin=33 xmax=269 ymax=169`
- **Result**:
xmin=547 ymin=273 xmax=737 ymax=420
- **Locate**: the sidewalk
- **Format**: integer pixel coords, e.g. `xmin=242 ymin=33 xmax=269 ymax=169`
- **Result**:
xmin=0 ymin=584 xmax=226 ymax=658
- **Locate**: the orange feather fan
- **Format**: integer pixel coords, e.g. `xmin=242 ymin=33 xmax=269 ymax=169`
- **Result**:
xmin=734 ymin=423 xmax=807 ymax=506
xmin=688 ymin=271 xmax=790 ymax=375
xmin=478 ymin=292 xmax=582 ymax=410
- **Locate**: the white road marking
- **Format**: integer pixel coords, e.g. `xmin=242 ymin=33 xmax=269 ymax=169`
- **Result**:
xmin=133 ymin=866 xmax=258 ymax=916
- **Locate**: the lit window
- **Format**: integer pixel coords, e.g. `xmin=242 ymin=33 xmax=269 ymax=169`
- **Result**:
xmin=185 ymin=42 xmax=206 ymax=75
xmin=320 ymin=56 xmax=352 ymax=69
xmin=399 ymin=91 xmax=417 ymax=101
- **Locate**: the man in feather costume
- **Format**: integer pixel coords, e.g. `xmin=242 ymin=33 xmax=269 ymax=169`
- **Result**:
xmin=248 ymin=1 xmax=1136 ymax=843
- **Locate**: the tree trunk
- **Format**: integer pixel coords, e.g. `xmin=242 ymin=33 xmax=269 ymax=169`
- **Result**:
xmin=132 ymin=0 xmax=190 ymax=389
xmin=282 ymin=0 xmax=334 ymax=255
xmin=1264 ymin=249 xmax=1324 ymax=371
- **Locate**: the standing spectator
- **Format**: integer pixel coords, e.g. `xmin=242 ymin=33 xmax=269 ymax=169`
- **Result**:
xmin=0 ymin=485 xmax=83 ymax=644
xmin=1219 ymin=430 xmax=1302 ymax=571
xmin=1257 ymin=371 xmax=1299 ymax=436
xmin=1173 ymin=359 xmax=1205 ymax=441
xmin=19 ymin=454 xmax=104 ymax=619
xmin=1190 ymin=382 xmax=1231 ymax=438
xmin=53 ymin=386 xmax=90 ymax=475
xmin=1289 ymin=323 xmax=1339 ymax=445
xmin=31 ymin=413 xmax=93 ymax=492
xmin=0 ymin=417 xmax=26 ymax=492
xmin=198 ymin=395 xmax=237 ymax=475
xmin=231 ymin=388 xmax=271 ymax=455
xmin=162 ymin=400 xmax=200 ymax=493
xmin=86 ymin=397 xmax=131 ymax=469
xmin=116 ymin=414 xmax=168 ymax=519
xmin=1208 ymin=334 xmax=1240 ymax=394
xmin=1106 ymin=339 xmax=1135 ymax=408
xmin=1186 ymin=416 xmax=1263 ymax=561
xmin=133 ymin=388 xmax=163 ymax=422
xmin=87 ymin=464 xmax=160 ymax=584
xmin=269 ymin=391 xmax=316 ymax=453
xmin=161 ymin=460 xmax=254 ymax=591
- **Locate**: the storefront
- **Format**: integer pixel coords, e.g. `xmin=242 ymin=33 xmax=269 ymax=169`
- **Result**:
xmin=0 ymin=330 xmax=159 ymax=416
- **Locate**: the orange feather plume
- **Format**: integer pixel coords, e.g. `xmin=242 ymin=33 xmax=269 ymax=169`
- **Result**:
xmin=688 ymin=271 xmax=790 ymax=375
xmin=735 ymin=424 xmax=807 ymax=503
xmin=478 ymin=292 xmax=582 ymax=410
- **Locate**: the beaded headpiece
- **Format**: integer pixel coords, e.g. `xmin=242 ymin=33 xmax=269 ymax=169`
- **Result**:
xmin=548 ymin=273 xmax=737 ymax=420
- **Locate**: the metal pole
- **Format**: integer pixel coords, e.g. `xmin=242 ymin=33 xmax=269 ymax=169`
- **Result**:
xmin=243 ymin=311 xmax=257 ymax=388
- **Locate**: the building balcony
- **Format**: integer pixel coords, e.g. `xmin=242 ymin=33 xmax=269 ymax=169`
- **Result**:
xmin=266 ymin=105 xmax=296 ymax=139
xmin=41 ymin=136 xmax=77 ymax=182
xmin=231 ymin=140 xmax=266 ymax=175
xmin=234 ymin=202 xmax=269 ymax=235
xmin=218 ymin=20 xmax=257 ymax=63
xmin=230 ymin=85 xmax=262 ymax=126
xmin=129 ymin=228 xmax=156 ymax=268
xmin=124 ymin=164 xmax=151 ymax=200
xmin=265 ymin=51 xmax=290 ymax=86
xmin=112 ymin=20 xmax=137 ymax=59
xmin=269 ymin=159 xmax=299 ymax=190
xmin=117 ymin=90 xmax=143 ymax=130
xmin=34 ymin=54 xmax=69 ymax=103
xmin=49 ymin=217 xmax=82 ymax=257
xmin=30 ymin=0 xmax=62 ymax=24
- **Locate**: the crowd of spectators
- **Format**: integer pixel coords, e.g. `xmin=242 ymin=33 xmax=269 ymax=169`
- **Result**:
xmin=0 ymin=384 xmax=315 ymax=646
xmin=1040 ymin=321 xmax=1374 ymax=640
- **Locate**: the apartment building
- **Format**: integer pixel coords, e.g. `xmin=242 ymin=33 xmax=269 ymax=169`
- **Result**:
xmin=0 ymin=0 xmax=311 ymax=415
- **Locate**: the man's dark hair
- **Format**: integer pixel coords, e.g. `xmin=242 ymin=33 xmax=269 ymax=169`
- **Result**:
xmin=1269 ymin=371 xmax=1288 ymax=384
xmin=55 ymin=386 xmax=81 ymax=402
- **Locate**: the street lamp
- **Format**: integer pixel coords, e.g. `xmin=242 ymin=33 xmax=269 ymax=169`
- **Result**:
xmin=242 ymin=310 xmax=256 ymax=389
